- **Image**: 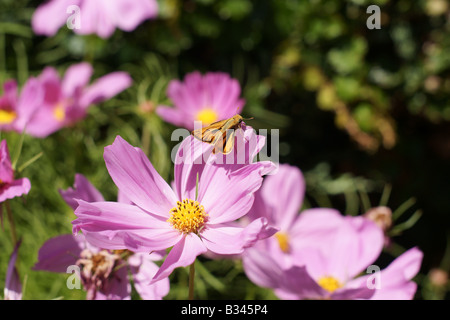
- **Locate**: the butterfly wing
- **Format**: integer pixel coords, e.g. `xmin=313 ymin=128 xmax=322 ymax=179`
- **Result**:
xmin=220 ymin=129 xmax=236 ymax=154
xmin=191 ymin=119 xmax=229 ymax=143
xmin=191 ymin=115 xmax=244 ymax=154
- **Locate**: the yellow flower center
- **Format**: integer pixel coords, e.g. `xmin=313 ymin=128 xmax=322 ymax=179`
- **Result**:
xmin=0 ymin=110 xmax=17 ymax=124
xmin=167 ymin=199 xmax=208 ymax=234
xmin=196 ymin=108 xmax=218 ymax=125
xmin=275 ymin=232 xmax=290 ymax=253
xmin=318 ymin=276 xmax=343 ymax=293
xmin=53 ymin=103 xmax=66 ymax=121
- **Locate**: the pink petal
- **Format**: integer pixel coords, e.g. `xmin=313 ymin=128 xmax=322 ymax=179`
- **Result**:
xmin=117 ymin=189 xmax=133 ymax=205
xmin=32 ymin=0 xmax=81 ymax=36
xmin=246 ymin=185 xmax=271 ymax=222
xmin=168 ymin=73 xmax=203 ymax=113
xmin=276 ymin=265 xmax=326 ymax=300
xmin=173 ymin=135 xmax=214 ymax=201
xmin=1 ymin=80 xmax=18 ymax=105
xmin=79 ymin=72 xmax=131 ymax=108
xmin=62 ymin=62 xmax=93 ymax=98
xmin=288 ymin=208 xmax=346 ymax=252
xmin=110 ymin=0 xmax=158 ymax=31
xmin=150 ymin=234 xmax=207 ymax=283
xmin=240 ymin=217 xmax=279 ymax=248
xmin=103 ymin=136 xmax=177 ymax=218
xmin=242 ymin=247 xmax=287 ymax=289
xmin=324 ymin=216 xmax=383 ymax=282
xmin=199 ymin=162 xmax=268 ymax=224
xmin=33 ymin=234 xmax=85 ymax=273
xmin=386 ymin=247 xmax=423 ymax=282
xmin=204 ymin=73 xmax=244 ymax=118
xmin=38 ymin=67 xmax=63 ymax=105
xmin=14 ymin=77 xmax=44 ymax=133
xmin=156 ymin=106 xmax=190 ymax=128
xmin=350 ymin=247 xmax=423 ymax=300
xmin=259 ymin=164 xmax=305 ymax=230
xmin=0 ymin=140 xmax=13 ymax=183
xmin=290 ymin=246 xmax=329 ymax=281
xmin=342 ymin=216 xmax=385 ymax=278
xmin=201 ymin=225 xmax=247 ymax=255
xmin=4 ymin=240 xmax=22 ymax=300
xmin=202 ymin=218 xmax=277 ymax=256
xmin=128 ymin=253 xmax=169 ymax=300
xmin=0 ymin=80 xmax=19 ymax=131
xmin=369 ymin=282 xmax=418 ymax=300
xmin=0 ymin=178 xmax=31 ymax=202
xmin=77 ymin=0 xmax=116 ymax=38
xmin=330 ymin=287 xmax=375 ymax=300
xmin=23 ymin=106 xmax=63 ymax=138
xmin=73 ymin=200 xmax=181 ymax=252
xmin=60 ymin=174 xmax=105 ymax=211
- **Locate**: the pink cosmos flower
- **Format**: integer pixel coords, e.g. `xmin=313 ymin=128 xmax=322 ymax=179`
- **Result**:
xmin=34 ymin=173 xmax=169 ymax=300
xmin=156 ymin=71 xmax=245 ymax=130
xmin=243 ymin=164 xmax=345 ymax=268
xmin=0 ymin=140 xmax=31 ymax=202
xmin=32 ymin=0 xmax=158 ymax=38
xmin=72 ymin=129 xmax=276 ymax=283
xmin=25 ymin=62 xmax=131 ymax=138
xmin=4 ymin=241 xmax=22 ymax=300
xmin=34 ymin=234 xmax=169 ymax=300
xmin=243 ymin=209 xmax=423 ymax=300
xmin=0 ymin=78 xmax=42 ymax=133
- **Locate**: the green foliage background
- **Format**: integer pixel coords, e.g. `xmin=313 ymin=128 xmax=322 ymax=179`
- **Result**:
xmin=1 ymin=0 xmax=449 ymax=300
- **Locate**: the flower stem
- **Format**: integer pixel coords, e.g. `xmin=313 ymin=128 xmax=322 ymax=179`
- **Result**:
xmin=5 ymin=200 xmax=17 ymax=245
xmin=195 ymin=172 xmax=199 ymax=201
xmin=188 ymin=261 xmax=195 ymax=300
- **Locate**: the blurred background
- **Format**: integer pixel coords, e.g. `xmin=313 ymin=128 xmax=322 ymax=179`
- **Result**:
xmin=1 ymin=0 xmax=449 ymax=299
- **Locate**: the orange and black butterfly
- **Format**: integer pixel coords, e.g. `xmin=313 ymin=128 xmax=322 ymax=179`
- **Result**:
xmin=191 ymin=114 xmax=253 ymax=154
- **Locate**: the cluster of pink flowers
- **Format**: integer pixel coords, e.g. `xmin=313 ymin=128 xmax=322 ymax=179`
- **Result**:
xmin=0 ymin=62 xmax=131 ymax=138
xmin=0 ymin=1 xmax=424 ymax=299
xmin=242 ymin=165 xmax=423 ymax=300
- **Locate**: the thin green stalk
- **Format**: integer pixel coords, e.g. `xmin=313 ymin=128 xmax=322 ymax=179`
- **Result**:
xmin=195 ymin=172 xmax=199 ymax=201
xmin=5 ymin=200 xmax=17 ymax=245
xmin=392 ymin=197 xmax=416 ymax=221
xmin=188 ymin=261 xmax=195 ymax=300
xmin=17 ymin=152 xmax=43 ymax=173
xmin=379 ymin=183 xmax=392 ymax=207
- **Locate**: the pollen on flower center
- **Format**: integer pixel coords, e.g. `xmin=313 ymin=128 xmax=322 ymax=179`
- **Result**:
xmin=0 ymin=110 xmax=17 ymax=124
xmin=53 ymin=103 xmax=66 ymax=121
xmin=318 ymin=276 xmax=343 ymax=293
xmin=167 ymin=199 xmax=208 ymax=234
xmin=275 ymin=232 xmax=290 ymax=253
xmin=196 ymin=108 xmax=218 ymax=125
